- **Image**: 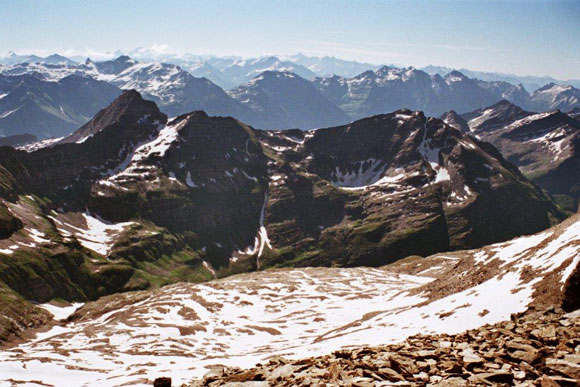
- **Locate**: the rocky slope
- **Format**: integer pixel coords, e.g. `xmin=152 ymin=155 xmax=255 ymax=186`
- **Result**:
xmin=255 ymin=109 xmax=562 ymax=268
xmin=439 ymin=110 xmax=469 ymax=133
xmin=0 ymin=92 xmax=217 ymax=340
xmin=192 ymin=307 xmax=580 ymax=386
xmin=454 ymin=100 xmax=580 ymax=212
xmin=0 ymin=92 xmax=565 ymax=342
xmin=1 ymin=210 xmax=579 ymax=385
xmin=312 ymin=67 xmax=503 ymax=119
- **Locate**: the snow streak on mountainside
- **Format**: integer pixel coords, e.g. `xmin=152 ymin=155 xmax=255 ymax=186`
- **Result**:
xmin=0 ymin=92 xmax=563 ymax=292
xmin=312 ymin=66 xmax=580 ymax=119
xmin=454 ymin=100 xmax=580 ymax=212
xmin=1 ymin=56 xmax=579 ymax=139
xmin=1 ymin=213 xmax=579 ymax=386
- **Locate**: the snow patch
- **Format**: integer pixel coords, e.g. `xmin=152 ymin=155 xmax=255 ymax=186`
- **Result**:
xmin=39 ymin=303 xmax=85 ymax=321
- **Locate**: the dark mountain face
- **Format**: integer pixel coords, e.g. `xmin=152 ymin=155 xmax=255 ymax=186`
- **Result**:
xmin=0 ymin=134 xmax=37 ymax=147
xmin=461 ymin=101 xmax=580 ymax=212
xmin=461 ymin=99 xmax=531 ymax=133
xmin=0 ymin=92 xmax=565 ymax=342
xmin=568 ymin=106 xmax=580 ymax=120
xmin=228 ymin=71 xmax=351 ymax=130
xmin=0 ymin=74 xmax=121 ymax=138
xmin=439 ymin=110 xmax=469 ymax=133
xmin=1 ymin=91 xmax=166 ymax=200
xmin=90 ymin=55 xmax=137 ymax=75
xmin=257 ymin=110 xmax=562 ymax=267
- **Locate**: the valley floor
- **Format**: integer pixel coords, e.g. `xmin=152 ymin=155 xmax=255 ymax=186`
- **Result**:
xmin=0 ymin=214 xmax=579 ymax=386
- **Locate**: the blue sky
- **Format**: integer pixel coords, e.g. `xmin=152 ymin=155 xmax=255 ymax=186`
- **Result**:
xmin=1 ymin=0 xmax=579 ymax=79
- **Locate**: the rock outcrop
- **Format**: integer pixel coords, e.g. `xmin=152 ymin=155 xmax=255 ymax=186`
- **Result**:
xmin=191 ymin=307 xmax=580 ymax=386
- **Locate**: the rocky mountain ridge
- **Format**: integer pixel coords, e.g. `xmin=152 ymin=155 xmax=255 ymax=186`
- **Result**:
xmin=228 ymin=70 xmax=352 ymax=129
xmin=313 ymin=67 xmax=580 ymax=120
xmin=1 ymin=57 xmax=579 ymax=140
xmin=0 ymin=91 xmax=565 ymax=344
xmin=450 ymin=100 xmax=580 ymax=212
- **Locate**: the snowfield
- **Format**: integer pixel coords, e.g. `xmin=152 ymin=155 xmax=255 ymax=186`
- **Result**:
xmin=1 ymin=214 xmax=579 ymax=386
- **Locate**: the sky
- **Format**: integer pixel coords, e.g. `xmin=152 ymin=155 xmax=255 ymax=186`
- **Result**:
xmin=0 ymin=0 xmax=579 ymax=79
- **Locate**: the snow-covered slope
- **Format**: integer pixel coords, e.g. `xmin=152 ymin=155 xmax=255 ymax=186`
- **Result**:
xmin=1 ymin=213 xmax=578 ymax=386
xmin=459 ymin=100 xmax=580 ymax=211
xmin=0 ymin=57 xmax=252 ymax=121
xmin=529 ymin=83 xmax=580 ymax=112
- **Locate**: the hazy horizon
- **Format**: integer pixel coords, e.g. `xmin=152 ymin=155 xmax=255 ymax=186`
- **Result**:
xmin=1 ymin=0 xmax=579 ymax=79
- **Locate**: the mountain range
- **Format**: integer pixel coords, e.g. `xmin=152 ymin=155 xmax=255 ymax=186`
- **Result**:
xmin=423 ymin=64 xmax=580 ymax=93
xmin=184 ymin=56 xmax=318 ymax=90
xmin=0 ymin=73 xmax=121 ymax=138
xmin=0 ymin=52 xmax=77 ymax=66
xmin=228 ymin=70 xmax=351 ymax=129
xmin=1 ymin=55 xmax=580 ymax=141
xmin=0 ymin=90 xmax=567 ymax=342
xmin=446 ymin=100 xmax=580 ymax=212
xmin=3 ymin=51 xmax=579 ymax=92
xmin=313 ymin=67 xmax=580 ymax=119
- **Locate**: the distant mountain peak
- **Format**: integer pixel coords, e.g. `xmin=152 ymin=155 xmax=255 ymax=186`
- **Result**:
xmin=59 ymin=89 xmax=166 ymax=144
xmin=489 ymin=99 xmax=523 ymax=109
xmin=445 ymin=70 xmax=468 ymax=83
xmin=440 ymin=110 xmax=470 ymax=133
xmin=114 ymin=55 xmax=134 ymax=63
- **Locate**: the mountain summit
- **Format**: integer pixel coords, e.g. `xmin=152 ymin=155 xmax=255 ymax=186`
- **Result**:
xmin=229 ymin=71 xmax=351 ymax=129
